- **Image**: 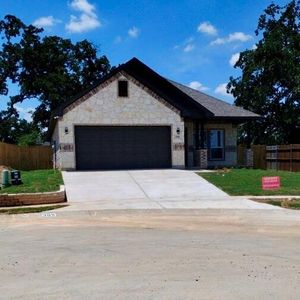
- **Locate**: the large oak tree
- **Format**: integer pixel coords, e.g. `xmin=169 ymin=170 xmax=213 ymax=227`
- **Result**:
xmin=228 ymin=0 xmax=300 ymax=145
xmin=0 ymin=15 xmax=111 ymax=143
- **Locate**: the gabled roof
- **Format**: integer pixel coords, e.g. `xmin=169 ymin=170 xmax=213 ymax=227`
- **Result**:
xmin=49 ymin=57 xmax=259 ymax=136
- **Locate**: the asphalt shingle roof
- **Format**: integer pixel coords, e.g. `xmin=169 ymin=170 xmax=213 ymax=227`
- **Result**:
xmin=167 ymin=79 xmax=259 ymax=118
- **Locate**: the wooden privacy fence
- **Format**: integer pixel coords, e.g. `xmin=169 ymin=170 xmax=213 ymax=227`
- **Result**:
xmin=237 ymin=144 xmax=266 ymax=169
xmin=266 ymin=145 xmax=300 ymax=172
xmin=252 ymin=145 xmax=267 ymax=170
xmin=0 ymin=142 xmax=52 ymax=170
xmin=238 ymin=144 xmax=300 ymax=171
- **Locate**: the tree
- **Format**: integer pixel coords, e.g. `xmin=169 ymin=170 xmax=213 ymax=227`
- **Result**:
xmin=17 ymin=130 xmax=42 ymax=146
xmin=0 ymin=109 xmax=37 ymax=144
xmin=0 ymin=15 xmax=111 ymax=142
xmin=228 ymin=0 xmax=300 ymax=145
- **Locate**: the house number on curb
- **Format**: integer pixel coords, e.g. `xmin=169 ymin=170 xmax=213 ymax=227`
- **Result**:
xmin=41 ymin=212 xmax=57 ymax=218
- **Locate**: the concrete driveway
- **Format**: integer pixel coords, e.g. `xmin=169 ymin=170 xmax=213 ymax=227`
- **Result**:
xmin=62 ymin=169 xmax=274 ymax=210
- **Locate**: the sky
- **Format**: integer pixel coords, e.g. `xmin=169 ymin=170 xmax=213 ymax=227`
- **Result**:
xmin=1 ymin=0 xmax=289 ymax=121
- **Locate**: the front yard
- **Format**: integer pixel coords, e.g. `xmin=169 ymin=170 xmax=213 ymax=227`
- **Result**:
xmin=199 ymin=169 xmax=300 ymax=196
xmin=0 ymin=169 xmax=63 ymax=194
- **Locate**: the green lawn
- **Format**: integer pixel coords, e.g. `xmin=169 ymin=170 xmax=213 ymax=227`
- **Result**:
xmin=199 ymin=169 xmax=300 ymax=196
xmin=263 ymin=199 xmax=300 ymax=209
xmin=0 ymin=169 xmax=63 ymax=194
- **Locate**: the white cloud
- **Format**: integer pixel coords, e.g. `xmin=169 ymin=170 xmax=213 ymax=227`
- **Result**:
xmin=210 ymin=38 xmax=225 ymax=46
xmin=197 ymin=21 xmax=217 ymax=36
xmin=228 ymin=32 xmax=252 ymax=42
xmin=15 ymin=106 xmax=34 ymax=122
xmin=214 ymin=83 xmax=230 ymax=97
xmin=66 ymin=14 xmax=100 ymax=33
xmin=188 ymin=81 xmax=209 ymax=91
xmin=174 ymin=37 xmax=195 ymax=52
xmin=69 ymin=0 xmax=94 ymax=15
xmin=211 ymin=32 xmax=252 ymax=45
xmin=229 ymin=52 xmax=240 ymax=67
xmin=183 ymin=44 xmax=195 ymax=52
xmin=128 ymin=27 xmax=140 ymax=38
xmin=66 ymin=0 xmax=101 ymax=33
xmin=33 ymin=16 xmax=60 ymax=28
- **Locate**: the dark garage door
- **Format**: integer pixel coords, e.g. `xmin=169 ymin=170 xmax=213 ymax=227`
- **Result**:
xmin=75 ymin=126 xmax=172 ymax=170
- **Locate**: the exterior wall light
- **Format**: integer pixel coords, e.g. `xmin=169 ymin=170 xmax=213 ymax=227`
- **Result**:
xmin=176 ymin=127 xmax=180 ymax=135
xmin=65 ymin=127 xmax=69 ymax=134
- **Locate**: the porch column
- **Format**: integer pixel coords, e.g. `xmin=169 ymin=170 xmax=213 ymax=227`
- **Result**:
xmin=195 ymin=121 xmax=200 ymax=150
xmin=200 ymin=121 xmax=205 ymax=149
xmin=194 ymin=120 xmax=208 ymax=169
xmin=194 ymin=120 xmax=207 ymax=169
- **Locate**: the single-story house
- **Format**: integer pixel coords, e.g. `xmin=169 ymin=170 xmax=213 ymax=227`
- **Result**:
xmin=49 ymin=57 xmax=258 ymax=170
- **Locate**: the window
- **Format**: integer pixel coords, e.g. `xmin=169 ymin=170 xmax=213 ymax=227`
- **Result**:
xmin=118 ymin=80 xmax=128 ymax=97
xmin=192 ymin=127 xmax=225 ymax=161
xmin=208 ymin=129 xmax=225 ymax=160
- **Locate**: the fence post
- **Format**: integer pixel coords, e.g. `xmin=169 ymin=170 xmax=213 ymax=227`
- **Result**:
xmin=276 ymin=146 xmax=278 ymax=171
xmin=290 ymin=145 xmax=292 ymax=172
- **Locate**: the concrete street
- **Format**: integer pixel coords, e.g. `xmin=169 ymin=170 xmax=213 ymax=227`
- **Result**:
xmin=0 ymin=209 xmax=300 ymax=299
xmin=62 ymin=169 xmax=274 ymax=210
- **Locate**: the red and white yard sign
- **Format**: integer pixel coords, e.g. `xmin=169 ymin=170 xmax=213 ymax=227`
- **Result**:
xmin=262 ymin=176 xmax=281 ymax=190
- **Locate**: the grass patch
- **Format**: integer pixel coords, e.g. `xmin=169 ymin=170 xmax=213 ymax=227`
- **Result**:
xmin=265 ymin=200 xmax=283 ymax=207
xmin=199 ymin=169 xmax=300 ymax=196
xmin=289 ymin=202 xmax=300 ymax=209
xmin=0 ymin=169 xmax=63 ymax=194
xmin=0 ymin=204 xmax=68 ymax=214
xmin=253 ymin=199 xmax=300 ymax=210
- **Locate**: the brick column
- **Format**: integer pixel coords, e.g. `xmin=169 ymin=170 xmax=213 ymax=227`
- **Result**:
xmin=199 ymin=149 xmax=208 ymax=169
xmin=245 ymin=149 xmax=253 ymax=167
xmin=194 ymin=149 xmax=208 ymax=169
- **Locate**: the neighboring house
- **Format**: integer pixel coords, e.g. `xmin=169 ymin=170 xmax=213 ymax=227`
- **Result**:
xmin=49 ymin=57 xmax=258 ymax=170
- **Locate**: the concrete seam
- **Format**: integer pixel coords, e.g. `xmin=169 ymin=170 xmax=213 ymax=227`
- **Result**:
xmin=127 ymin=171 xmax=165 ymax=209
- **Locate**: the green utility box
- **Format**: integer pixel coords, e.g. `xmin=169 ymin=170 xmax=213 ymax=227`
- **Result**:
xmin=1 ymin=170 xmax=10 ymax=188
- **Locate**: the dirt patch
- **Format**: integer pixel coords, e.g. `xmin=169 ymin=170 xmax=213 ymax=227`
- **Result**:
xmin=251 ymin=198 xmax=300 ymax=209
xmin=0 ymin=165 xmax=13 ymax=172
xmin=2 ymin=210 xmax=300 ymax=237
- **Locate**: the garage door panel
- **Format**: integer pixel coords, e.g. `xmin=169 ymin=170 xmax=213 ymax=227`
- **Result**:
xmin=75 ymin=126 xmax=171 ymax=170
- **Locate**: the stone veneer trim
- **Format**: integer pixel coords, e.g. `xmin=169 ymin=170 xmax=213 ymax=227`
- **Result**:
xmin=63 ymin=71 xmax=182 ymax=117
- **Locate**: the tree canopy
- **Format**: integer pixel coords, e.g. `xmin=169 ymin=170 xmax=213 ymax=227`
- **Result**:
xmin=228 ymin=0 xmax=300 ymax=145
xmin=0 ymin=15 xmax=111 ymax=143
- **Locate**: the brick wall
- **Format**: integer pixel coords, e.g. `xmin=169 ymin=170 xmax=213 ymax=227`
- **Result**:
xmin=0 ymin=186 xmax=66 ymax=207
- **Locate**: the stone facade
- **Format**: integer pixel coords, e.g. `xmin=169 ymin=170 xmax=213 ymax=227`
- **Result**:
xmin=52 ymin=71 xmax=185 ymax=170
